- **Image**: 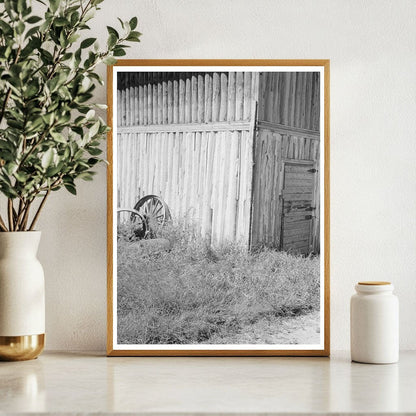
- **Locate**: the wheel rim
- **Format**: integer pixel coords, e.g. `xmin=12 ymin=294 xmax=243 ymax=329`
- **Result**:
xmin=117 ymin=208 xmax=147 ymax=240
xmin=134 ymin=195 xmax=171 ymax=236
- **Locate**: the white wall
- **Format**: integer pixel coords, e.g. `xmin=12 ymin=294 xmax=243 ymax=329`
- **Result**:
xmin=37 ymin=0 xmax=416 ymax=351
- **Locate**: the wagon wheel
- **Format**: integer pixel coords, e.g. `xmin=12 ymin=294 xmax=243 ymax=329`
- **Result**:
xmin=134 ymin=195 xmax=171 ymax=237
xmin=117 ymin=208 xmax=148 ymax=240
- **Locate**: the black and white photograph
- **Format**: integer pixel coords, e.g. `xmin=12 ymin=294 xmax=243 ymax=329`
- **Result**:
xmin=108 ymin=62 xmax=329 ymax=355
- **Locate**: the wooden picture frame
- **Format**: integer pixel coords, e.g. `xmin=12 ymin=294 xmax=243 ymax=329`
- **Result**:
xmin=107 ymin=60 xmax=330 ymax=356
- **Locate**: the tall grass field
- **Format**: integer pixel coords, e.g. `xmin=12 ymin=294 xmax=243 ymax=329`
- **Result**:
xmin=117 ymin=222 xmax=320 ymax=345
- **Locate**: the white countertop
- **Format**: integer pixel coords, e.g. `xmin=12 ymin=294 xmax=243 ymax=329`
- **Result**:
xmin=0 ymin=351 xmax=415 ymax=415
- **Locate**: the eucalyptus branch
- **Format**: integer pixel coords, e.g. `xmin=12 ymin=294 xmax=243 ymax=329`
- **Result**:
xmin=28 ymin=189 xmax=50 ymax=231
xmin=0 ymin=0 xmax=141 ymax=230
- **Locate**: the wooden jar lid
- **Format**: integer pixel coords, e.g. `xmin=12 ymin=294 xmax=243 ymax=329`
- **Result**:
xmin=358 ymin=281 xmax=391 ymax=285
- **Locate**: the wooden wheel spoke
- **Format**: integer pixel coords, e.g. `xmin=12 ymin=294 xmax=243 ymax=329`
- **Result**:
xmin=153 ymin=204 xmax=163 ymax=215
xmin=133 ymin=195 xmax=171 ymax=235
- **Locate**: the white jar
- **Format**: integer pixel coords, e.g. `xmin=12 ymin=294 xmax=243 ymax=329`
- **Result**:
xmin=350 ymin=281 xmax=399 ymax=364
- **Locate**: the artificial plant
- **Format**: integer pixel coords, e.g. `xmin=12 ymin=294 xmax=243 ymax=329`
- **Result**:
xmin=0 ymin=0 xmax=140 ymax=231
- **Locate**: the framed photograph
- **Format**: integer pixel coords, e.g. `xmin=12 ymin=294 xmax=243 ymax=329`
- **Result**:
xmin=107 ymin=60 xmax=330 ymax=356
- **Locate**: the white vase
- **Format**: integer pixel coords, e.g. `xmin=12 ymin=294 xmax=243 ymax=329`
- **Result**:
xmin=350 ymin=281 xmax=399 ymax=364
xmin=0 ymin=231 xmax=45 ymax=360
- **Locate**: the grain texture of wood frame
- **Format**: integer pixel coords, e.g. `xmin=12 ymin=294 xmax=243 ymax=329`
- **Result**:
xmin=107 ymin=60 xmax=330 ymax=357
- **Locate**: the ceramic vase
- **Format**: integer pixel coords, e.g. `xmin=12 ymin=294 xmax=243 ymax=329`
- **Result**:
xmin=0 ymin=231 xmax=45 ymax=360
xmin=350 ymin=281 xmax=399 ymax=364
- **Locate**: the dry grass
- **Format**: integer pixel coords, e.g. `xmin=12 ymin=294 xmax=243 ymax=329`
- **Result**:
xmin=117 ymin=221 xmax=320 ymax=344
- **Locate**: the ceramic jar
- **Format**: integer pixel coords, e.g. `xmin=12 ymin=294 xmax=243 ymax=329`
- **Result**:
xmin=0 ymin=231 xmax=45 ymax=360
xmin=350 ymin=281 xmax=399 ymax=364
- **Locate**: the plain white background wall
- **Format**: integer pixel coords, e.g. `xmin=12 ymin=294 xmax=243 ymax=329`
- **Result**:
xmin=37 ymin=0 xmax=416 ymax=351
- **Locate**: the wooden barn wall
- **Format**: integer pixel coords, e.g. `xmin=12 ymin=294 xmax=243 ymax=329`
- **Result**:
xmin=117 ymin=130 xmax=253 ymax=246
xmin=258 ymin=72 xmax=320 ymax=132
xmin=116 ymin=72 xmax=258 ymax=246
xmin=117 ymin=72 xmax=255 ymax=127
xmin=250 ymin=129 xmax=320 ymax=252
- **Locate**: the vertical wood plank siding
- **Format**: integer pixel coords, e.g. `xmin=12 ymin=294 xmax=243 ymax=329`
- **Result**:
xmin=117 ymin=72 xmax=257 ymax=246
xmin=118 ymin=130 xmax=253 ymax=246
xmin=250 ymin=130 xmax=320 ymax=252
xmin=251 ymin=72 xmax=320 ymax=253
xmin=117 ymin=72 xmax=254 ymax=126
xmin=258 ymin=72 xmax=320 ymax=132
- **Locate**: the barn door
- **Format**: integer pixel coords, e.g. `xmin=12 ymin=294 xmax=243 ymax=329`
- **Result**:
xmin=280 ymin=161 xmax=316 ymax=255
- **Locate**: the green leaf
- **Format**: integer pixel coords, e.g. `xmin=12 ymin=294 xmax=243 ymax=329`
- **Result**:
xmin=68 ymin=33 xmax=80 ymax=44
xmin=17 ymin=0 xmax=26 ymax=13
xmin=26 ymin=15 xmax=42 ymax=24
xmin=14 ymin=171 xmax=28 ymax=183
xmin=48 ymin=76 xmax=60 ymax=92
xmin=42 ymin=112 xmax=54 ymax=125
xmin=85 ymin=109 xmax=95 ymax=120
xmin=64 ymin=183 xmax=77 ymax=195
xmin=4 ymin=1 xmax=16 ymax=19
xmin=50 ymin=131 xmax=67 ymax=143
xmin=70 ymin=11 xmax=80 ymax=26
xmin=80 ymin=37 xmax=96 ymax=49
xmin=25 ymin=117 xmax=44 ymax=133
xmin=5 ymin=162 xmax=18 ymax=176
xmin=63 ymin=147 xmax=70 ymax=160
xmin=126 ymin=32 xmax=141 ymax=42
xmin=106 ymin=26 xmax=119 ymax=38
xmin=103 ymin=56 xmax=117 ymax=65
xmin=117 ymin=17 xmax=125 ymax=29
xmin=41 ymin=148 xmax=54 ymax=169
xmin=0 ymin=20 xmax=13 ymax=35
xmin=49 ymin=0 xmax=60 ymax=13
xmin=77 ymin=171 xmax=95 ymax=181
xmin=24 ymin=83 xmax=39 ymax=98
xmin=87 ymin=158 xmax=100 ymax=166
xmin=87 ymin=147 xmax=102 ymax=156
xmin=54 ymin=17 xmax=69 ymax=27
xmin=129 ymin=16 xmax=138 ymax=30
xmin=113 ymin=47 xmax=126 ymax=57
xmin=45 ymin=164 xmax=62 ymax=177
xmin=107 ymin=33 xmax=117 ymax=49
xmin=83 ymin=9 xmax=95 ymax=22
xmin=16 ymin=21 xmax=25 ymax=35
xmin=88 ymin=120 xmax=100 ymax=138
xmin=25 ymin=26 xmax=40 ymax=39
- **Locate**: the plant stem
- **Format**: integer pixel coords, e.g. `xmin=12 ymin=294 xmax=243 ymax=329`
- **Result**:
xmin=0 ymin=214 xmax=8 ymax=232
xmin=14 ymin=199 xmax=23 ymax=230
xmin=14 ymin=199 xmax=27 ymax=231
xmin=28 ymin=189 xmax=50 ymax=231
xmin=20 ymin=200 xmax=33 ymax=231
xmin=7 ymin=199 xmax=14 ymax=231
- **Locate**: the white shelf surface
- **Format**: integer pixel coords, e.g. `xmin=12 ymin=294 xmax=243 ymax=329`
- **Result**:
xmin=0 ymin=351 xmax=415 ymax=414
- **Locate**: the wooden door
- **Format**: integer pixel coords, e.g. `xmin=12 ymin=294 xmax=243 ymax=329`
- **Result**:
xmin=280 ymin=161 xmax=316 ymax=255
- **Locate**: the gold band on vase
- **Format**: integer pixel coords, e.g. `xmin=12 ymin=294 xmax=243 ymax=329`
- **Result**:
xmin=0 ymin=334 xmax=45 ymax=361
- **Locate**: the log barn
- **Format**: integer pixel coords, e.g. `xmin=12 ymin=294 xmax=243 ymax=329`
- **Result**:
xmin=116 ymin=71 xmax=321 ymax=254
